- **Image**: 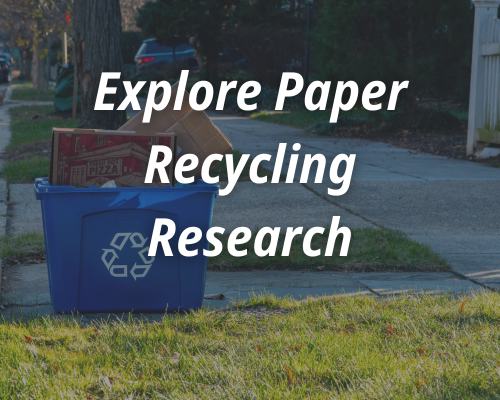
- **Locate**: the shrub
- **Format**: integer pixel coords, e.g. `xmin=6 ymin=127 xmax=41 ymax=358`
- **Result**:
xmin=223 ymin=27 xmax=305 ymax=89
xmin=384 ymin=109 xmax=464 ymax=131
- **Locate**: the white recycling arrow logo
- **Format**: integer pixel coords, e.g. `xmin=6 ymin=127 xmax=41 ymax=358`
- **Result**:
xmin=102 ymin=232 xmax=155 ymax=281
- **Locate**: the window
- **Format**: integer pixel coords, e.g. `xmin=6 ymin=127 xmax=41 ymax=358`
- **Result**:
xmin=97 ymin=134 xmax=106 ymax=147
xmin=75 ymin=136 xmax=81 ymax=152
xmin=70 ymin=165 xmax=86 ymax=186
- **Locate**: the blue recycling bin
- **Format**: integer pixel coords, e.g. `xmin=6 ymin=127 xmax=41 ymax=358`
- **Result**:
xmin=34 ymin=178 xmax=218 ymax=314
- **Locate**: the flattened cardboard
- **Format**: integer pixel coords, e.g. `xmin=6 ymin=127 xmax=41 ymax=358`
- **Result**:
xmin=50 ymin=128 xmax=176 ymax=187
xmin=118 ymin=81 xmax=233 ymax=177
xmin=119 ymin=82 xmax=192 ymax=132
xmin=166 ymin=110 xmax=233 ymax=178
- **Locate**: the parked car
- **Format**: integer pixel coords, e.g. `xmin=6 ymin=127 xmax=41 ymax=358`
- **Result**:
xmin=134 ymin=39 xmax=198 ymax=74
xmin=0 ymin=55 xmax=12 ymax=83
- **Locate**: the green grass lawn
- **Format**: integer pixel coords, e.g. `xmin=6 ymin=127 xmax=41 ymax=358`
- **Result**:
xmin=0 ymin=232 xmax=45 ymax=259
xmin=3 ymin=227 xmax=448 ymax=273
xmin=7 ymin=105 xmax=78 ymax=149
xmin=0 ymin=106 xmax=78 ymax=183
xmin=0 ymin=157 xmax=50 ymax=184
xmin=210 ymin=226 xmax=447 ymax=272
xmin=10 ymin=82 xmax=55 ymax=102
xmin=1 ymin=291 xmax=499 ymax=398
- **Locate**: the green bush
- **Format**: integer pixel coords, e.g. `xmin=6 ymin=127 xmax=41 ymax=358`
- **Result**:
xmin=313 ymin=0 xmax=474 ymax=111
xmin=308 ymin=117 xmax=365 ymax=135
xmin=384 ymin=109 xmax=464 ymax=131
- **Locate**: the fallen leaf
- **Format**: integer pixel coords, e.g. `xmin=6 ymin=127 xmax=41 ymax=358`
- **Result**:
xmin=161 ymin=349 xmax=167 ymax=355
xmin=285 ymin=343 xmax=306 ymax=354
xmin=25 ymin=336 xmax=33 ymax=342
xmin=203 ymin=293 xmax=226 ymax=300
xmin=284 ymin=365 xmax=296 ymax=384
xmin=93 ymin=329 xmax=98 ymax=334
xmin=171 ymin=351 xmax=180 ymax=364
xmin=316 ymin=265 xmax=325 ymax=271
xmin=416 ymin=378 xmax=426 ymax=388
xmin=418 ymin=348 xmax=425 ymax=355
xmin=255 ymin=345 xmax=262 ymax=352
xmin=386 ymin=325 xmax=395 ymax=336
xmin=460 ymin=300 xmax=467 ymax=313
xmin=52 ymin=364 xmax=59 ymax=372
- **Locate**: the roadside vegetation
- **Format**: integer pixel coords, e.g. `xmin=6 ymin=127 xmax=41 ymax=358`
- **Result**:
xmin=1 ymin=291 xmax=499 ymax=398
xmin=1 ymin=233 xmax=46 ymax=260
xmin=9 ymin=82 xmax=55 ymax=102
xmin=0 ymin=105 xmax=78 ymax=183
xmin=209 ymin=227 xmax=448 ymax=272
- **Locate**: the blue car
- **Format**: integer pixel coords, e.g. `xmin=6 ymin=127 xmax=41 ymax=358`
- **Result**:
xmin=134 ymin=39 xmax=199 ymax=74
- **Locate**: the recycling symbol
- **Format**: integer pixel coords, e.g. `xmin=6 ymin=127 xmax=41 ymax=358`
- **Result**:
xmin=101 ymin=232 xmax=155 ymax=281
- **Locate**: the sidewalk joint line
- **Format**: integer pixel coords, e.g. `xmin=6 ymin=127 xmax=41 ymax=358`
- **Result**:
xmin=449 ymin=269 xmax=499 ymax=294
xmin=300 ymin=182 xmax=386 ymax=229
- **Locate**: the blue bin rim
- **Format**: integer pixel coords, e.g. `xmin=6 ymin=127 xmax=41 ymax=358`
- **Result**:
xmin=34 ymin=177 xmax=219 ymax=195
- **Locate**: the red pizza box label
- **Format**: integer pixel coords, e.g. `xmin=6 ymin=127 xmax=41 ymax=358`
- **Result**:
xmin=50 ymin=128 xmax=176 ymax=187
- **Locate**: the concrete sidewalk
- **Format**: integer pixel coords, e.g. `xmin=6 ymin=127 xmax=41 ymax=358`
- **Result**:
xmin=211 ymin=114 xmax=500 ymax=291
xmin=1 ymin=264 xmax=482 ymax=320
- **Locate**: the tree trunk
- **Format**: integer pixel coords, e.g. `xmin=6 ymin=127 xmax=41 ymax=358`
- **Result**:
xmin=37 ymin=46 xmax=47 ymax=91
xmin=44 ymin=35 xmax=52 ymax=93
xmin=201 ymin=38 xmax=220 ymax=82
xmin=31 ymin=46 xmax=38 ymax=89
xmin=74 ymin=0 xmax=126 ymax=129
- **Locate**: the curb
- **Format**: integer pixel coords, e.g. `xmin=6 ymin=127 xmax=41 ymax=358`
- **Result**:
xmin=0 ymin=86 xmax=12 ymax=301
xmin=0 ymin=179 xmax=7 ymax=300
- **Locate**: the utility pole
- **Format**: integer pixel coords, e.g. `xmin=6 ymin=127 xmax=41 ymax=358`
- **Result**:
xmin=63 ymin=32 xmax=68 ymax=65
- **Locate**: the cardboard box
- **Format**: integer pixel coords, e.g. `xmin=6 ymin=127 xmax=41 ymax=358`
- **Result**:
xmin=119 ymin=82 xmax=192 ymax=132
xmin=119 ymin=81 xmax=233 ymax=178
xmin=166 ymin=110 xmax=233 ymax=177
xmin=50 ymin=128 xmax=176 ymax=187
